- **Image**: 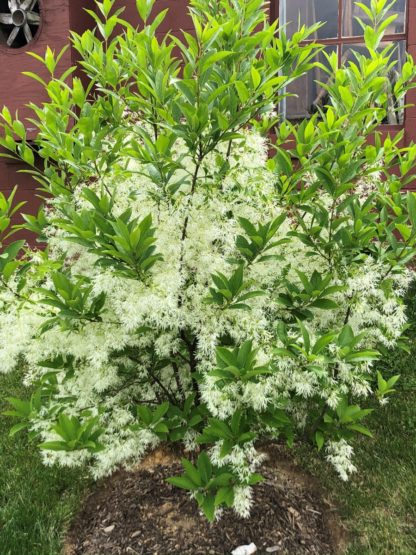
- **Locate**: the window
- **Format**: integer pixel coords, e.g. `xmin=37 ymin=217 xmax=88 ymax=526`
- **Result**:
xmin=278 ymin=0 xmax=407 ymax=124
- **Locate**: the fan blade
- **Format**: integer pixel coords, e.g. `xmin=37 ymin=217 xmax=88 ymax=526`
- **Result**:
xmin=26 ymin=11 xmax=40 ymax=24
xmin=6 ymin=25 xmax=19 ymax=46
xmin=20 ymin=0 xmax=34 ymax=9
xmin=0 ymin=13 xmax=13 ymax=24
xmin=23 ymin=22 xmax=32 ymax=43
xmin=8 ymin=0 xmax=18 ymax=11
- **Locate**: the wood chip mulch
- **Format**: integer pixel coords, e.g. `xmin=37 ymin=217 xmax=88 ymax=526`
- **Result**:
xmin=65 ymin=446 xmax=346 ymax=555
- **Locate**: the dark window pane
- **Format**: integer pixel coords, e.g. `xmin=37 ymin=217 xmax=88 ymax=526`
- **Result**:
xmin=341 ymin=41 xmax=406 ymax=124
xmin=284 ymin=46 xmax=338 ymax=121
xmin=280 ymin=0 xmax=339 ymax=40
xmin=342 ymin=0 xmax=406 ymax=37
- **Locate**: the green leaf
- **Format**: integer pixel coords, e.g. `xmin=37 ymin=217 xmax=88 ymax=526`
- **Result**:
xmin=273 ymin=148 xmax=293 ymax=176
xmin=9 ymin=422 xmax=28 ymax=437
xmin=136 ymin=0 xmax=156 ymax=23
xmin=396 ymin=224 xmax=412 ymax=242
xmin=387 ymin=374 xmax=400 ymax=388
xmin=310 ymin=298 xmax=339 ymax=310
xmin=201 ymin=51 xmax=233 ymax=71
xmin=5 ymin=397 xmax=31 ymax=418
xmin=237 ymin=290 xmax=266 ymax=302
xmin=166 ymin=476 xmax=198 ymax=491
xmin=237 ymin=340 xmax=253 ymax=367
xmin=220 ymin=439 xmax=233 ymax=458
xmin=247 ymin=473 xmax=264 ymax=485
xmin=338 ymin=325 xmax=354 ymax=348
xmin=201 ymin=495 xmax=216 ymax=521
xmin=153 ymin=422 xmax=169 ymax=434
xmin=234 ymin=81 xmax=250 ymax=103
xmin=346 ymin=423 xmax=373 ymax=437
xmin=12 ymin=120 xmax=26 ymax=139
xmin=152 ymin=401 xmax=170 ymax=422
xmin=216 ymin=347 xmax=237 ymax=368
xmin=137 ymin=405 xmax=153 ymax=426
xmin=3 ymin=240 xmax=25 ymax=261
xmin=315 ymin=167 xmax=336 ymax=192
xmin=251 ymin=66 xmax=261 ymax=88
xmin=197 ymin=451 xmax=212 ymax=484
xmin=312 ymin=333 xmax=336 ymax=355
xmin=297 ymin=319 xmax=310 ymax=353
xmin=338 ymin=85 xmax=354 ymax=110
xmin=345 ymin=350 xmax=380 ymax=362
xmin=407 ymin=193 xmax=416 ymax=226
xmin=215 ymin=486 xmax=235 ymax=507
xmin=181 ymin=458 xmax=202 ymax=487
xmin=209 ymin=472 xmax=233 ymax=488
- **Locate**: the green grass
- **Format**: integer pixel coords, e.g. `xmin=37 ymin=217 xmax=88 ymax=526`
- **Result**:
xmin=0 ymin=296 xmax=415 ymax=555
xmin=0 ymin=372 xmax=88 ymax=555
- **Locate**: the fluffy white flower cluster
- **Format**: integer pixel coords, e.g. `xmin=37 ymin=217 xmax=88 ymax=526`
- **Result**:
xmin=0 ymin=130 xmax=412 ymax=514
xmin=326 ymin=439 xmax=357 ymax=481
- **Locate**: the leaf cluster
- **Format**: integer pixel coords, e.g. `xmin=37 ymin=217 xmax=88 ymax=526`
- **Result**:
xmin=167 ymin=451 xmax=262 ymax=521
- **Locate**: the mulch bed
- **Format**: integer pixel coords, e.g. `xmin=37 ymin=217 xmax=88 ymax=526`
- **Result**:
xmin=65 ymin=445 xmax=345 ymax=555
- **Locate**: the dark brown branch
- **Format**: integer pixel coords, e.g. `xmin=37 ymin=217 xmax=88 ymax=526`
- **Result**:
xmin=180 ymin=330 xmax=200 ymax=402
xmin=172 ymin=361 xmax=184 ymax=401
xmin=128 ymin=354 xmax=178 ymax=405
xmin=146 ymin=366 xmax=178 ymax=405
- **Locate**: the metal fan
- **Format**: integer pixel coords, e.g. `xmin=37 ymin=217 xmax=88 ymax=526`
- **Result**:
xmin=0 ymin=0 xmax=40 ymax=48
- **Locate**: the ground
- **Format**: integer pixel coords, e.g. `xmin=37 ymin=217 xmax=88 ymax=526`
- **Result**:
xmin=0 ymin=290 xmax=415 ymax=555
xmin=64 ymin=446 xmax=342 ymax=555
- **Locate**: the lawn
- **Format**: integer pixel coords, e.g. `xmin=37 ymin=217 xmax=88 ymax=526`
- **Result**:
xmin=0 ymin=292 xmax=415 ymax=555
xmin=0 ymin=372 xmax=88 ymax=555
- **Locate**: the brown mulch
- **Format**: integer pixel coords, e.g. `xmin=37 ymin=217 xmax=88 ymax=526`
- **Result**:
xmin=65 ymin=445 xmax=346 ymax=555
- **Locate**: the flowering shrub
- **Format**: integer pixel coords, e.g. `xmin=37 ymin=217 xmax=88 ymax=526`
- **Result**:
xmin=1 ymin=0 xmax=416 ymax=521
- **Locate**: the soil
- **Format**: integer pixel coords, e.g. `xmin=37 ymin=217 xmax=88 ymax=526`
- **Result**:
xmin=65 ymin=445 xmax=346 ymax=555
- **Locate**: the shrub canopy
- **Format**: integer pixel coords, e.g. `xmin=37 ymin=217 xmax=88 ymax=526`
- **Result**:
xmin=1 ymin=0 xmax=416 ymax=521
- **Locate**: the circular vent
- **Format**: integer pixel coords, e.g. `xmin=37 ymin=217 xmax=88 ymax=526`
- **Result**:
xmin=0 ymin=0 xmax=41 ymax=49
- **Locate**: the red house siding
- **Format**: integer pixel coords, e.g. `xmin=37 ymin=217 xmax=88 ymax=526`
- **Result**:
xmin=0 ymin=0 xmax=415 ymax=221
